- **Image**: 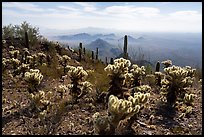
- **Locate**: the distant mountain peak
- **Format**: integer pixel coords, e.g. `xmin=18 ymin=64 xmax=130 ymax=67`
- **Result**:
xmin=118 ymin=35 xmax=137 ymax=42
xmin=137 ymin=36 xmax=145 ymax=40
xmin=87 ymin=38 xmax=112 ymax=49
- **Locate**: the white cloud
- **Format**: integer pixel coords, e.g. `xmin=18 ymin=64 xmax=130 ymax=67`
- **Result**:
xmin=169 ymin=10 xmax=200 ymax=17
xmin=73 ymin=2 xmax=97 ymax=13
xmin=57 ymin=6 xmax=79 ymax=12
xmin=73 ymin=2 xmax=94 ymax=7
xmin=2 ymin=3 xmax=202 ymax=33
xmin=103 ymin=6 xmax=160 ymax=18
xmin=2 ymin=2 xmax=44 ymax=12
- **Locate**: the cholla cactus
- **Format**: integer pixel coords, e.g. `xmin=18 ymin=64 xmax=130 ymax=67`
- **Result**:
xmin=131 ymin=92 xmax=150 ymax=104
xmin=183 ymin=93 xmax=196 ymax=106
xmin=17 ymin=63 xmax=30 ymax=77
xmin=9 ymin=50 xmax=20 ymax=59
xmin=104 ymin=58 xmax=131 ymax=101
xmin=134 ymin=85 xmax=151 ymax=94
xmin=107 ymin=93 xmax=150 ymax=134
xmin=24 ymin=69 xmax=43 ymax=92
xmin=179 ymin=106 xmax=193 ymax=119
xmin=58 ymin=55 xmax=71 ymax=74
xmin=26 ymin=55 xmax=33 ymax=64
xmin=9 ymin=46 xmax=14 ymax=50
xmin=124 ymin=73 xmax=134 ymax=88
xmin=2 ymin=40 xmax=6 ymax=44
xmin=29 ymin=90 xmax=52 ymax=117
xmin=130 ymin=64 xmax=145 ymax=87
xmin=161 ymin=60 xmax=172 ymax=68
xmin=154 ymin=72 xmax=163 ymax=87
xmin=92 ymin=112 xmax=109 ymax=135
xmin=21 ymin=48 xmax=30 ymax=64
xmin=37 ymin=52 xmax=46 ymax=65
xmin=161 ymin=65 xmax=196 ymax=107
xmin=9 ymin=58 xmax=21 ymax=70
xmin=66 ymin=65 xmax=92 ymax=103
xmin=57 ymin=84 xmax=69 ymax=98
xmin=199 ymin=79 xmax=202 ymax=84
xmin=30 ymin=54 xmax=38 ymax=68
xmin=2 ymin=58 xmax=9 ymax=72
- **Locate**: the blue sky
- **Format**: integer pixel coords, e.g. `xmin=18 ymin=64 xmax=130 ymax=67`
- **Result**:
xmin=2 ymin=2 xmax=202 ymax=33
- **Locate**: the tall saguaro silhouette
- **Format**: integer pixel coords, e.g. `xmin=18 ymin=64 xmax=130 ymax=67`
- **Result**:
xmin=123 ymin=35 xmax=128 ymax=59
xmin=25 ymin=31 xmax=29 ymax=49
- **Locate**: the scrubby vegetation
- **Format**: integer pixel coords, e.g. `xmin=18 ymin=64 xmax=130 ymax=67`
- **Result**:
xmin=2 ymin=22 xmax=202 ymax=135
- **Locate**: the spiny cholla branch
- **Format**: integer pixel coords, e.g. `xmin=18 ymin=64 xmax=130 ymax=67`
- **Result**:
xmin=24 ymin=69 xmax=43 ymax=93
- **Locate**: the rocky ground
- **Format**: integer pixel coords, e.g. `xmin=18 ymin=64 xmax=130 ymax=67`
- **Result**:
xmin=2 ymin=71 xmax=202 ymax=135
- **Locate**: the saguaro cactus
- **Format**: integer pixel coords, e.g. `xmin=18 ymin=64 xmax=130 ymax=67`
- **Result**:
xmin=79 ymin=48 xmax=82 ymax=62
xmin=96 ymin=47 xmax=99 ymax=60
xmin=110 ymin=58 xmax=114 ymax=65
xmin=83 ymin=47 xmax=86 ymax=55
xmin=25 ymin=31 xmax=29 ymax=49
xmin=105 ymin=57 xmax=108 ymax=65
xmin=92 ymin=51 xmax=94 ymax=60
xmin=155 ymin=61 xmax=160 ymax=72
xmin=155 ymin=61 xmax=161 ymax=87
xmin=79 ymin=42 xmax=82 ymax=50
xmin=124 ymin=35 xmax=128 ymax=59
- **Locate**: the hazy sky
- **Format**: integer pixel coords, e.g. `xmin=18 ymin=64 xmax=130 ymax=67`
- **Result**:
xmin=2 ymin=2 xmax=202 ymax=33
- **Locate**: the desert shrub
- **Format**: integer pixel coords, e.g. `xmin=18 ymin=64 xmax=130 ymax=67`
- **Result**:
xmin=2 ymin=21 xmax=41 ymax=47
xmin=145 ymin=74 xmax=156 ymax=86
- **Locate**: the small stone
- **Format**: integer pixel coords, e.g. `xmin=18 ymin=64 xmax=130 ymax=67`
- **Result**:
xmin=147 ymin=131 xmax=152 ymax=135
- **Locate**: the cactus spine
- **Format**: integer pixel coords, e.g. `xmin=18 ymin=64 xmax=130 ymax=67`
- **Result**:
xmin=124 ymin=35 xmax=128 ymax=59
